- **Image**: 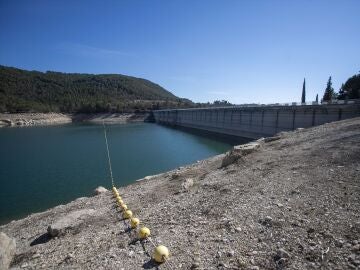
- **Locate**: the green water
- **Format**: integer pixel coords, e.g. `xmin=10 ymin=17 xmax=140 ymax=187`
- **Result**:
xmin=0 ymin=123 xmax=239 ymax=225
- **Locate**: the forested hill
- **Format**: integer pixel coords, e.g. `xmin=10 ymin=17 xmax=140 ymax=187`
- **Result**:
xmin=0 ymin=65 xmax=192 ymax=113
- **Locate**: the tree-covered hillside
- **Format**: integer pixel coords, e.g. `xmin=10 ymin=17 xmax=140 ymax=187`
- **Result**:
xmin=0 ymin=66 xmax=192 ymax=113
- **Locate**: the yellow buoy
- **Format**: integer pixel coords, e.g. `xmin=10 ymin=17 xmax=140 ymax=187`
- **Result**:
xmin=138 ymin=227 xmax=151 ymax=239
xmin=113 ymin=187 xmax=119 ymax=196
xmin=116 ymin=197 xmax=123 ymax=204
xmin=123 ymin=210 xmax=133 ymax=219
xmin=120 ymin=203 xmax=128 ymax=211
xmin=153 ymin=245 xmax=169 ymax=263
xmin=130 ymin=217 xmax=140 ymax=228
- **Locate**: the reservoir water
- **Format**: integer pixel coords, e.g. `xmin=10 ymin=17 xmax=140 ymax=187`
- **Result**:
xmin=0 ymin=123 xmax=239 ymax=225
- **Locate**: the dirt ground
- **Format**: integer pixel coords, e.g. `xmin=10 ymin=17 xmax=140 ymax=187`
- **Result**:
xmin=1 ymin=117 xmax=359 ymax=269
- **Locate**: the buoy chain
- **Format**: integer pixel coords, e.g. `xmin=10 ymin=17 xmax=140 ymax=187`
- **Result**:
xmin=103 ymin=123 xmax=172 ymax=268
xmin=111 ymin=186 xmax=171 ymax=267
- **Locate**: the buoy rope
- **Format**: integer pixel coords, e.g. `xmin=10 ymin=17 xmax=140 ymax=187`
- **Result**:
xmin=103 ymin=122 xmax=172 ymax=268
xmin=113 ymin=187 xmax=173 ymax=269
xmin=103 ymin=121 xmax=115 ymax=188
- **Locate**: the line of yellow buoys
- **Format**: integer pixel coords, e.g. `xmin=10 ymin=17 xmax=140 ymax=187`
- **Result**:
xmin=112 ymin=186 xmax=170 ymax=264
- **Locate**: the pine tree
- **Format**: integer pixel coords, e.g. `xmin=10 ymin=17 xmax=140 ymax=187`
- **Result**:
xmin=322 ymin=76 xmax=335 ymax=102
xmin=337 ymin=73 xmax=360 ymax=100
xmin=315 ymin=94 xmax=318 ymax=103
xmin=338 ymin=83 xmax=346 ymax=100
xmin=301 ymin=78 xmax=306 ymax=103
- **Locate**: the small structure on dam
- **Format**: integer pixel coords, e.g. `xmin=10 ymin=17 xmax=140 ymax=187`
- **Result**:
xmin=153 ymin=101 xmax=360 ymax=139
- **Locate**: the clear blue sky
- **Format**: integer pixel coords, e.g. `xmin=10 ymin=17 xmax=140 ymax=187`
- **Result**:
xmin=0 ymin=0 xmax=359 ymax=104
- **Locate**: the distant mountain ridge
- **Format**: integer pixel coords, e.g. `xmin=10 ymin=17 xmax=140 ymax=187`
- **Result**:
xmin=0 ymin=65 xmax=192 ymax=113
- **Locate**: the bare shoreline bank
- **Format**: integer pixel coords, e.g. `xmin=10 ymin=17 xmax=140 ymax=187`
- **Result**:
xmin=0 ymin=112 xmax=150 ymax=127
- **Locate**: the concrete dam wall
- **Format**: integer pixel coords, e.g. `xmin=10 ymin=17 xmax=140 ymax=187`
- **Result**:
xmin=153 ymin=103 xmax=360 ymax=139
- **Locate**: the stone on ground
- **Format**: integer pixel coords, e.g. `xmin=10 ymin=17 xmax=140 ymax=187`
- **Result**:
xmin=93 ymin=186 xmax=107 ymax=195
xmin=222 ymin=142 xmax=261 ymax=167
xmin=0 ymin=232 xmax=16 ymax=270
xmin=181 ymin=178 xmax=194 ymax=191
xmin=47 ymin=209 xmax=96 ymax=237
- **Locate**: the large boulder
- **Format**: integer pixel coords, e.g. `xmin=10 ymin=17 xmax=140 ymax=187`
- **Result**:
xmin=47 ymin=209 xmax=96 ymax=237
xmin=0 ymin=232 xmax=16 ymax=270
xmin=221 ymin=142 xmax=261 ymax=167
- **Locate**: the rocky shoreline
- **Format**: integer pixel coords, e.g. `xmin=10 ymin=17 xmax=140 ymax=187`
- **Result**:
xmin=0 ymin=113 xmax=150 ymax=127
xmin=0 ymin=113 xmax=72 ymax=127
xmin=0 ymin=117 xmax=359 ymax=269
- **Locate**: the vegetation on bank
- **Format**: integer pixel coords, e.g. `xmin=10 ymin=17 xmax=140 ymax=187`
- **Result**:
xmin=321 ymin=74 xmax=360 ymax=102
xmin=303 ymin=73 xmax=360 ymax=103
xmin=338 ymin=73 xmax=360 ymax=100
xmin=1 ymin=65 xmax=359 ymax=113
xmin=0 ymin=65 xmax=193 ymax=113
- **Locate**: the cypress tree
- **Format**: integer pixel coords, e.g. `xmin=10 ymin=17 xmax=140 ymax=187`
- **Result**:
xmin=315 ymin=94 xmax=318 ymax=103
xmin=301 ymin=78 xmax=306 ymax=103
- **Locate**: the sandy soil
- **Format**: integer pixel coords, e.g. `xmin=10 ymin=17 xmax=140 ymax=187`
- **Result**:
xmin=1 ymin=117 xmax=359 ymax=269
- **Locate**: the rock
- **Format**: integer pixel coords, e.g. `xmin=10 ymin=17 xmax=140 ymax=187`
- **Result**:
xmin=276 ymin=248 xmax=290 ymax=259
xmin=128 ymin=250 xmax=135 ymax=258
xmin=227 ymin=250 xmax=235 ymax=257
xmin=93 ymin=186 xmax=107 ymax=195
xmin=234 ymin=142 xmax=261 ymax=154
xmin=181 ymin=178 xmax=194 ymax=191
xmin=273 ymin=248 xmax=290 ymax=268
xmin=221 ymin=142 xmax=261 ymax=167
xmin=235 ymin=227 xmax=242 ymax=232
xmin=334 ymin=239 xmax=344 ymax=248
xmin=352 ymin=244 xmax=360 ymax=253
xmin=32 ymin=253 xmax=40 ymax=259
xmin=260 ymin=216 xmax=273 ymax=227
xmin=0 ymin=119 xmax=12 ymax=127
xmin=191 ymin=262 xmax=200 ymax=269
xmin=48 ymin=209 xmax=96 ymax=237
xmin=348 ymin=253 xmax=356 ymax=262
xmin=221 ymin=151 xmax=241 ymax=167
xmin=264 ymin=136 xmax=281 ymax=143
xmin=0 ymin=232 xmax=16 ymax=270
xmin=171 ymin=172 xmax=180 ymax=180
xmin=65 ymin=253 xmax=74 ymax=262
